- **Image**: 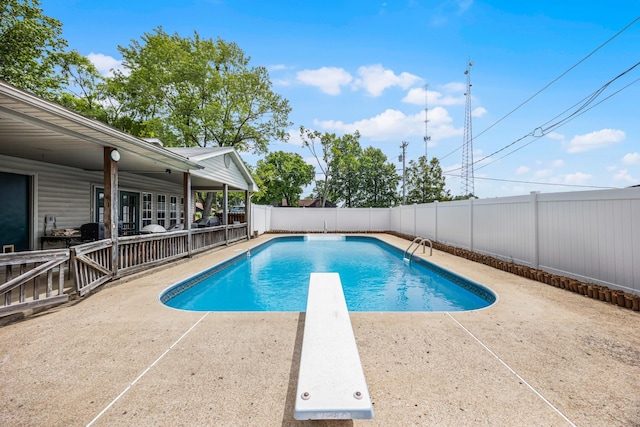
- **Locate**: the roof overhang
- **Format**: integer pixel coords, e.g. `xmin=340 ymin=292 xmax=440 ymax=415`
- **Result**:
xmin=0 ymin=81 xmax=202 ymax=182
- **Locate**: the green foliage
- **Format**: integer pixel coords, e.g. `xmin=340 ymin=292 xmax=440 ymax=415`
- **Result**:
xmin=356 ymin=147 xmax=401 ymax=207
xmin=252 ymin=151 xmax=314 ymax=206
xmin=405 ymin=156 xmax=452 ymax=203
xmin=105 ymin=27 xmax=292 ymax=152
xmin=301 ymin=127 xmax=400 ymax=207
xmin=0 ymin=0 xmax=91 ymax=100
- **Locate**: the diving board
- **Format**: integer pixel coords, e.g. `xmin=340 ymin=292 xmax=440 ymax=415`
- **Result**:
xmin=294 ymin=273 xmax=374 ymax=420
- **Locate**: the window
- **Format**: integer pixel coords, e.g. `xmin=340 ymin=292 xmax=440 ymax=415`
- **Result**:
xmin=180 ymin=197 xmax=184 ymax=225
xmin=170 ymin=196 xmax=178 ymax=226
xmin=142 ymin=193 xmax=152 ymax=227
xmin=157 ymin=195 xmax=166 ymax=227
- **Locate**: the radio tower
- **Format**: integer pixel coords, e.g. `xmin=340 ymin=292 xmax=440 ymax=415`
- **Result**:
xmin=461 ymin=59 xmax=475 ymax=197
xmin=423 ymin=84 xmax=430 ymax=160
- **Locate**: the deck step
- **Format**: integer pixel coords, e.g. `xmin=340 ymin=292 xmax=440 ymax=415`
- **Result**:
xmin=294 ymin=272 xmax=374 ymax=420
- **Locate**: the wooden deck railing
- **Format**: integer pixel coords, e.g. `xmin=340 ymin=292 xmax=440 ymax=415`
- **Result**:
xmin=228 ymin=222 xmax=248 ymax=243
xmin=0 ymin=249 xmax=70 ymax=316
xmin=118 ymin=231 xmax=189 ymax=275
xmin=1 ymin=224 xmax=250 ymax=318
xmin=191 ymin=226 xmax=227 ymax=254
xmin=72 ymin=240 xmax=113 ymax=297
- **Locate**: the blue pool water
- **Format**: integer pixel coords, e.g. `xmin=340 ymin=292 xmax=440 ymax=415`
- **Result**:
xmin=161 ymin=236 xmax=496 ymax=312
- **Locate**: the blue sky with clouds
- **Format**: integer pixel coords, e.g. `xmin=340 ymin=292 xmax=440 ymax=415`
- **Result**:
xmin=41 ymin=0 xmax=640 ymax=198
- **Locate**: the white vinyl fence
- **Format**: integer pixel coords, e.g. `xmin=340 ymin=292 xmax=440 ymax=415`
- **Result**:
xmin=251 ymin=187 xmax=640 ymax=295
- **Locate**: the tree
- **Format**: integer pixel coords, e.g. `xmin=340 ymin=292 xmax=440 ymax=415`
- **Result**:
xmin=406 ymin=156 xmax=452 ymax=204
xmin=356 ymin=147 xmax=401 ymax=207
xmin=252 ymin=151 xmax=314 ymax=207
xmin=106 ymin=27 xmax=292 ymax=215
xmin=300 ymin=127 xmax=364 ymax=207
xmin=0 ymin=0 xmax=94 ymax=100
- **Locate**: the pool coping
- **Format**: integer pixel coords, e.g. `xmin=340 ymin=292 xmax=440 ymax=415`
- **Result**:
xmin=158 ymin=234 xmax=498 ymax=311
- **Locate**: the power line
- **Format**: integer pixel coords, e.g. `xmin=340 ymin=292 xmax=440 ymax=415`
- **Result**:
xmin=438 ymin=15 xmax=640 ymax=162
xmin=445 ymin=60 xmax=640 ymax=174
xmin=442 ymin=174 xmax=621 ymax=190
xmin=473 ymin=15 xmax=640 ymax=142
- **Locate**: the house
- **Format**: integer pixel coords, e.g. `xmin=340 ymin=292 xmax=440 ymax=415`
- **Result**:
xmin=0 ymin=80 xmax=258 ymax=316
xmin=281 ymin=198 xmax=337 ymax=208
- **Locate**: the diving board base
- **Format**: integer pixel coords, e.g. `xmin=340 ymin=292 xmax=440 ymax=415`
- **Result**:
xmin=294 ymin=272 xmax=374 ymax=420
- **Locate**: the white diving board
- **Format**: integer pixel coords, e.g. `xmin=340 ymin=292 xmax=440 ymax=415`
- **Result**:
xmin=294 ymin=273 xmax=374 ymax=420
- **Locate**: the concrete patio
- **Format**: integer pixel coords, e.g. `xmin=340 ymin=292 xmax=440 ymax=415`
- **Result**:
xmin=1 ymin=234 xmax=638 ymax=426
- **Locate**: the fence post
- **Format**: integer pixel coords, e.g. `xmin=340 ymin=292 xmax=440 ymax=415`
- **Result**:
xmin=469 ymin=197 xmax=474 ymax=251
xmin=530 ymin=191 xmax=540 ymax=269
xmin=434 ymin=201 xmax=438 ymax=242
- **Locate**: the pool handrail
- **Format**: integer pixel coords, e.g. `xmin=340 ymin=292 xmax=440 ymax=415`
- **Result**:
xmin=404 ymin=237 xmax=432 ymax=264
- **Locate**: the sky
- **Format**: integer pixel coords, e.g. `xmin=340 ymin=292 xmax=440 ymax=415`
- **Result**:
xmin=40 ymin=0 xmax=640 ymax=198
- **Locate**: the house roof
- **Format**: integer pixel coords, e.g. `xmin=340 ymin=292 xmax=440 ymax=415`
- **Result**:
xmin=168 ymin=146 xmax=259 ymax=192
xmin=0 ymin=81 xmax=257 ymax=192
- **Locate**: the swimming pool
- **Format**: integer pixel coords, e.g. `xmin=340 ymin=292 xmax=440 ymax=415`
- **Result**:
xmin=160 ymin=235 xmax=496 ymax=312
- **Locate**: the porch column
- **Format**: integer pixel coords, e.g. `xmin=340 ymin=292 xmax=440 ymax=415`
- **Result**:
xmin=244 ymin=190 xmax=251 ymax=240
xmin=222 ymin=183 xmax=229 ymax=244
xmin=104 ymin=147 xmax=119 ymax=277
xmin=183 ymin=172 xmax=192 ymax=257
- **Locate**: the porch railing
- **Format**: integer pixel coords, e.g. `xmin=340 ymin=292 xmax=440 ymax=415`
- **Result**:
xmin=2 ymin=224 xmax=250 ymax=316
xmin=0 ymin=249 xmax=70 ymax=316
xmin=72 ymin=240 xmax=113 ymax=297
xmin=191 ymin=226 xmax=227 ymax=254
xmin=118 ymin=231 xmax=189 ymax=275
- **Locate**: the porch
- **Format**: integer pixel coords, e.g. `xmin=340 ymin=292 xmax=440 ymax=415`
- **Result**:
xmin=0 ymin=223 xmax=248 ymax=320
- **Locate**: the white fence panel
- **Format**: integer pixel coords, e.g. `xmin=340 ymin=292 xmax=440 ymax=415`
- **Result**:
xmin=473 ymin=195 xmax=532 ymax=265
xmin=415 ymin=204 xmax=436 ymax=239
xmin=337 ymin=208 xmax=367 ymax=231
xmin=537 ymin=189 xmax=640 ymax=293
xmin=399 ymin=205 xmax=415 ymax=236
xmin=436 ymin=200 xmax=470 ymax=248
xmin=369 ymin=208 xmax=391 ymax=231
xmin=251 ymin=204 xmax=271 ymax=235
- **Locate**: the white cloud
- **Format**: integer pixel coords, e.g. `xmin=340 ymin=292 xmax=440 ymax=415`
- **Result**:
xmin=87 ymin=53 xmax=124 ymax=77
xmin=296 ymin=67 xmax=353 ymax=95
xmin=563 ymin=172 xmax=592 ymax=185
xmin=613 ymin=168 xmax=636 ymax=183
xmin=534 ymin=169 xmax=553 ymax=179
xmin=315 ymin=106 xmax=461 ymax=142
xmin=472 ymin=107 xmax=487 ymax=118
xmin=516 ymin=166 xmax=530 ymax=175
xmin=551 ymin=159 xmax=564 ymax=168
xmin=353 ymin=64 xmax=421 ymax=97
xmin=442 ymin=82 xmax=465 ymax=93
xmin=565 ymin=129 xmax=625 ymax=153
xmin=268 ymin=64 xmax=287 ymax=71
xmin=622 ymin=152 xmax=640 ymax=165
xmin=546 ymin=132 xmax=564 ymax=141
xmin=402 ymin=86 xmax=464 ymax=106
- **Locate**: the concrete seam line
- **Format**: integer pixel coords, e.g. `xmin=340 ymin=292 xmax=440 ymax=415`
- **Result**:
xmin=446 ymin=312 xmax=577 ymax=427
xmin=85 ymin=312 xmax=210 ymax=427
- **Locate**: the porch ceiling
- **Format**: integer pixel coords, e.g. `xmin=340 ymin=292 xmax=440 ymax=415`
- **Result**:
xmin=0 ymin=81 xmax=201 ymax=182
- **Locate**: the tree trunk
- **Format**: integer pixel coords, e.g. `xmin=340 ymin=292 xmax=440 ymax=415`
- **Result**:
xmin=202 ymin=192 xmax=215 ymax=218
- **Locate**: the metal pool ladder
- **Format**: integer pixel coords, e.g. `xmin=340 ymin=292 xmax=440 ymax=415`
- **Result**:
xmin=403 ymin=237 xmax=433 ymax=265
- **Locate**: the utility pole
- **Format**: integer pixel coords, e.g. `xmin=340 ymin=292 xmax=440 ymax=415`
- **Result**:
xmin=400 ymin=141 xmax=409 ymax=204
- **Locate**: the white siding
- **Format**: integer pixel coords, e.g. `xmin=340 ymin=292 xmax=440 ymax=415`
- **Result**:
xmin=0 ymin=154 xmax=184 ymax=249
